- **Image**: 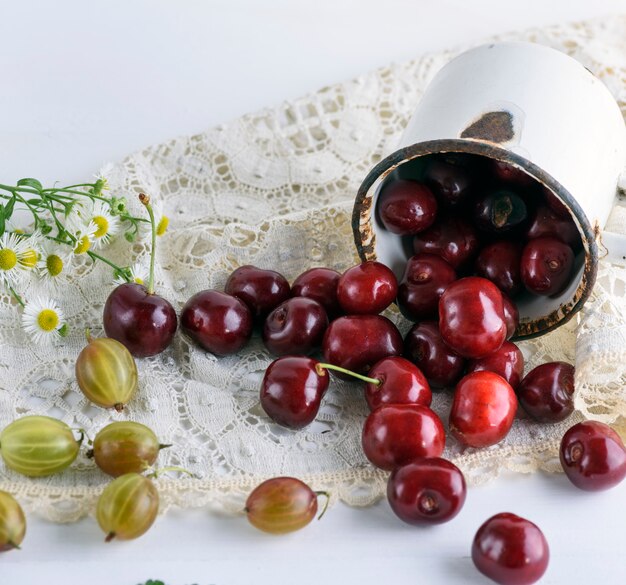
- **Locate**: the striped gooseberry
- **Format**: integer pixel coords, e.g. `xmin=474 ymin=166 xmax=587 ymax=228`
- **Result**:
xmin=0 ymin=491 xmax=26 ymax=552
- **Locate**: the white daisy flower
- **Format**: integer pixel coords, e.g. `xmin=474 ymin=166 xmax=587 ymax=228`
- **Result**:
xmin=114 ymin=261 xmax=149 ymax=286
xmin=0 ymin=232 xmax=35 ymax=287
xmin=21 ymin=295 xmax=67 ymax=346
xmin=37 ymin=240 xmax=71 ymax=287
xmin=138 ymin=200 xmax=169 ymax=240
xmin=63 ymin=210 xmax=97 ymax=256
xmin=87 ymin=200 xmax=121 ymax=249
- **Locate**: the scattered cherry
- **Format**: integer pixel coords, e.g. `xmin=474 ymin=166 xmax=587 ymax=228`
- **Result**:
xmin=517 ymin=362 xmax=575 ymax=423
xmin=225 ymin=265 xmax=291 ymax=321
xmin=439 ymin=277 xmax=506 ymax=359
xmin=181 ymin=290 xmax=252 ymax=355
xmin=560 ymin=421 xmax=626 ymax=491
xmin=404 ymin=321 xmax=466 ymax=389
xmin=423 ymin=155 xmax=473 ymax=208
xmin=526 ymin=205 xmax=579 ymax=248
xmin=501 ymin=293 xmax=519 ymax=340
xmin=450 ymin=371 xmax=517 ymax=448
xmin=363 ymin=356 xmax=432 ymax=411
xmin=474 ymin=190 xmax=528 ymax=233
xmin=260 ymin=357 xmax=329 ymax=429
xmin=413 ymin=217 xmax=479 ymax=269
xmin=475 ymin=241 xmax=522 ymax=296
xmin=291 ymin=267 xmax=342 ymax=318
xmin=362 ymin=404 xmax=445 ymax=471
xmin=520 ymin=237 xmax=574 ymax=296
xmin=378 ymin=179 xmax=438 ymax=235
xmin=336 ymin=261 xmax=397 ymax=315
xmin=472 ymin=513 xmax=549 ymax=585
xmin=397 ymin=253 xmax=456 ymax=321
xmin=262 ymin=298 xmax=328 ymax=356
xmin=387 ymin=457 xmax=466 ymax=525
xmin=467 ymin=341 xmax=524 ymax=390
xmin=322 ymin=315 xmax=402 ymax=377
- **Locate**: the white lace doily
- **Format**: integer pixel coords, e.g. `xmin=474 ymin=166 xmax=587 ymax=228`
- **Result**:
xmin=1 ymin=16 xmax=625 ymax=523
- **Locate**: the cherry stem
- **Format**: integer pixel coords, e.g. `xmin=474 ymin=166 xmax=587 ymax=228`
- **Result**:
xmin=139 ymin=193 xmax=156 ymax=295
xmin=315 ymin=363 xmax=380 ymax=386
xmin=149 ymin=465 xmax=194 ymax=479
xmin=314 ymin=490 xmax=331 ymax=520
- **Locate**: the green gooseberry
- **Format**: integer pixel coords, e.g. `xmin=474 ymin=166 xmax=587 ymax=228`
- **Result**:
xmin=0 ymin=491 xmax=26 ymax=552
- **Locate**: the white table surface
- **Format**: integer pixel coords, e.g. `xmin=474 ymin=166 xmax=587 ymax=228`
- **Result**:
xmin=3 ymin=1 xmax=626 ymax=584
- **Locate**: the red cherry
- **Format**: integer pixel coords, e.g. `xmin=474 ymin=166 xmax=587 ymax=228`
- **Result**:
xmin=404 ymin=322 xmax=465 ymax=389
xmin=103 ymin=283 xmax=177 ymax=357
xmin=491 ymin=160 xmax=536 ymax=187
xmin=322 ymin=315 xmax=402 ymax=377
xmin=364 ymin=357 xmax=431 ymax=411
xmin=423 ymin=155 xmax=474 ymax=208
xmin=450 ymin=371 xmax=517 ymax=448
xmin=262 ymin=298 xmax=328 ymax=356
xmin=378 ymin=179 xmax=438 ymax=235
xmin=467 ymin=341 xmax=524 ymax=390
xmin=413 ymin=217 xmax=479 ymax=269
xmin=291 ymin=267 xmax=341 ymax=317
xmin=225 ymin=265 xmax=290 ymax=321
xmin=362 ymin=404 xmax=445 ymax=471
xmin=472 ymin=513 xmax=549 ymax=585
xmin=542 ymin=187 xmax=570 ymax=218
xmin=387 ymin=458 xmax=466 ymax=525
xmin=336 ymin=261 xmax=397 ymax=315
xmin=397 ymin=254 xmax=456 ymax=321
xmin=260 ymin=357 xmax=329 ymax=429
xmin=560 ymin=421 xmax=626 ymax=491
xmin=439 ymin=277 xmax=506 ymax=359
xmin=518 ymin=362 xmax=575 ymax=423
xmin=526 ymin=206 xmax=579 ymax=248
xmin=475 ymin=241 xmax=522 ymax=296
xmin=474 ymin=191 xmax=528 ymax=234
xmin=181 ymin=290 xmax=252 ymax=355
xmin=501 ymin=293 xmax=519 ymax=340
xmin=520 ymin=237 xmax=574 ymax=296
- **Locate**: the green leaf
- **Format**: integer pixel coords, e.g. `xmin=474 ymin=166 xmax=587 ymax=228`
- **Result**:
xmin=4 ymin=195 xmax=16 ymax=221
xmin=0 ymin=205 xmax=5 ymax=237
xmin=17 ymin=178 xmax=43 ymax=191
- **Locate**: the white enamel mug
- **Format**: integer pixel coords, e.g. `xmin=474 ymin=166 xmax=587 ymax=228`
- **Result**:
xmin=353 ymin=42 xmax=626 ymax=339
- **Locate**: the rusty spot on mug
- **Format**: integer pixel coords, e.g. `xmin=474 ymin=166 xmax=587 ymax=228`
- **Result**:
xmin=460 ymin=111 xmax=515 ymax=143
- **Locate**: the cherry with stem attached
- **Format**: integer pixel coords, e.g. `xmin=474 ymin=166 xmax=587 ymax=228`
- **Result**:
xmin=103 ymin=194 xmax=177 ymax=357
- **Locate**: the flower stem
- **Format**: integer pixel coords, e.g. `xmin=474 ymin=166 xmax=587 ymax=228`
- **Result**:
xmin=8 ymin=286 xmax=25 ymax=308
xmin=315 ymin=362 xmax=380 ymax=385
xmin=139 ymin=193 xmax=157 ymax=294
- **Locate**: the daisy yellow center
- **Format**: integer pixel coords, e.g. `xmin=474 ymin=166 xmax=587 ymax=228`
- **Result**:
xmin=93 ymin=216 xmax=109 ymax=238
xmin=14 ymin=229 xmax=24 ymax=235
xmin=20 ymin=249 xmax=39 ymax=269
xmin=133 ymin=276 xmax=144 ymax=284
xmin=46 ymin=254 xmax=64 ymax=277
xmin=74 ymin=236 xmax=91 ymax=255
xmin=37 ymin=309 xmax=59 ymax=332
xmin=0 ymin=249 xmax=17 ymax=271
xmin=156 ymin=215 xmax=169 ymax=236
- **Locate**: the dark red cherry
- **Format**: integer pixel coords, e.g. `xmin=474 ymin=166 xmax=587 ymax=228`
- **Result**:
xmin=520 ymin=237 xmax=574 ymax=296
xmin=475 ymin=241 xmax=522 ymax=296
xmin=180 ymin=290 xmax=252 ymax=355
xmin=413 ymin=217 xmax=479 ymax=269
xmin=501 ymin=293 xmax=519 ymax=340
xmin=225 ymin=265 xmax=290 ymax=321
xmin=397 ymin=254 xmax=456 ymax=321
xmin=262 ymin=298 xmax=328 ymax=356
xmin=322 ymin=315 xmax=402 ymax=378
xmin=526 ymin=206 xmax=579 ymax=248
xmin=387 ymin=458 xmax=466 ymax=525
xmin=472 ymin=513 xmax=549 ymax=585
xmin=491 ymin=160 xmax=536 ymax=187
xmin=560 ymin=421 xmax=626 ymax=491
xmin=542 ymin=187 xmax=570 ymax=218
xmin=378 ymin=179 xmax=438 ymax=235
xmin=336 ymin=261 xmax=397 ymax=315
xmin=362 ymin=404 xmax=445 ymax=471
xmin=404 ymin=322 xmax=465 ymax=389
xmin=364 ymin=357 xmax=431 ymax=411
xmin=291 ymin=268 xmax=341 ymax=317
xmin=423 ymin=155 xmax=473 ymax=208
xmin=439 ymin=277 xmax=506 ymax=359
xmin=467 ymin=341 xmax=524 ymax=390
xmin=474 ymin=191 xmax=528 ymax=233
xmin=260 ymin=357 xmax=330 ymax=429
xmin=450 ymin=371 xmax=517 ymax=448
xmin=103 ymin=283 xmax=177 ymax=358
xmin=518 ymin=362 xmax=575 ymax=423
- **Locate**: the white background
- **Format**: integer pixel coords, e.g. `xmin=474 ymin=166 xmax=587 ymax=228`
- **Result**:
xmin=2 ymin=1 xmax=626 ymax=584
